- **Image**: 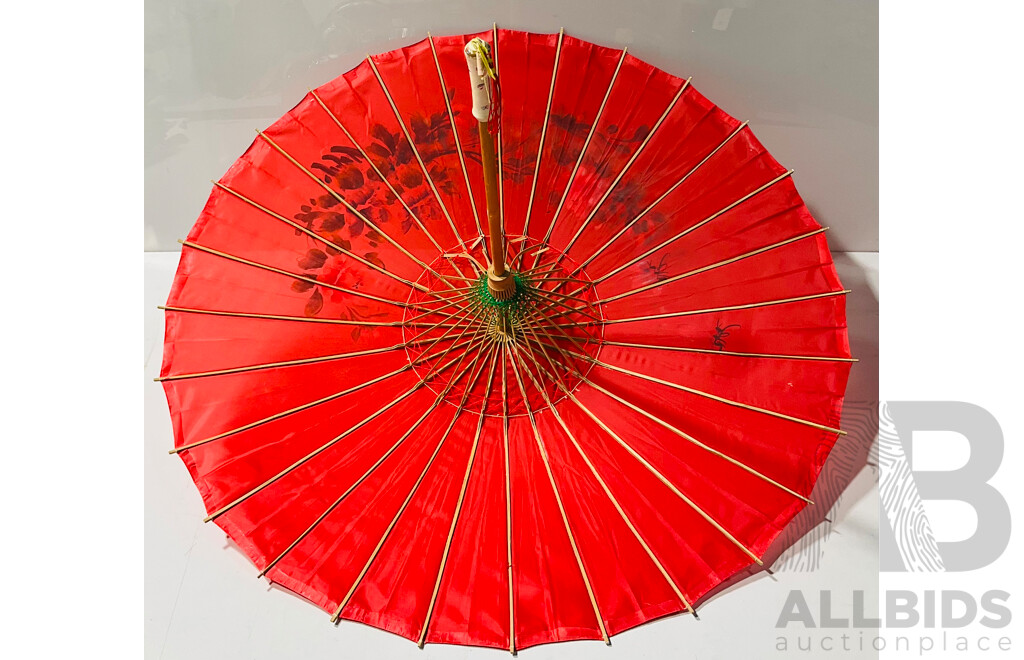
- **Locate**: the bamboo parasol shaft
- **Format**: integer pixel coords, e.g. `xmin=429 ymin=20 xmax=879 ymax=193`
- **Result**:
xmin=479 ymin=122 xmax=504 ymax=277
xmin=466 ymin=37 xmax=516 ymax=301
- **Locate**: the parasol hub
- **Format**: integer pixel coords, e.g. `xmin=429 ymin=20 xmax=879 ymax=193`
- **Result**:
xmin=486 ymin=263 xmax=518 ymax=301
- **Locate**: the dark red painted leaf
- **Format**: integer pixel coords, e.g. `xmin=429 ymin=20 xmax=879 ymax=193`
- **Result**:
xmin=370 ymin=124 xmax=396 ymax=153
xmin=398 ymin=167 xmax=422 ymax=188
xmin=364 ymin=251 xmax=386 ymax=269
xmin=336 ymin=165 xmax=365 ymax=190
xmin=303 ymin=289 xmax=324 ymax=317
xmin=320 ymin=213 xmax=345 ymax=232
xmin=297 ymin=248 xmax=328 ymax=270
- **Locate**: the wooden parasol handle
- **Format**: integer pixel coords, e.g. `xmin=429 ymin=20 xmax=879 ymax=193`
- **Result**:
xmin=466 ymin=38 xmax=516 ymax=300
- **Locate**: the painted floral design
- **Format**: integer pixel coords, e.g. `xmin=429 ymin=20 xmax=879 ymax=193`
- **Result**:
xmin=289 ymin=92 xmax=665 ymax=318
xmin=291 ymin=104 xmax=465 ymax=327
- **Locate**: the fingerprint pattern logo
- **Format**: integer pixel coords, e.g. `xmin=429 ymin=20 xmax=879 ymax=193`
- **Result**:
xmin=774 ymin=401 xmax=877 ymax=572
xmin=878 ymin=402 xmax=945 ymax=571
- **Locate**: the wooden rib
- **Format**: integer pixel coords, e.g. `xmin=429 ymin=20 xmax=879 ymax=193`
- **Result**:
xmin=519 ymin=245 xmax=548 ymax=265
xmin=444 ymin=250 xmax=486 ymax=274
xmin=531 ymin=289 xmax=599 ymax=319
xmin=413 ymin=320 xmax=500 ymax=331
xmin=525 ymin=306 xmax=598 ymax=337
xmin=179 ymin=240 xmax=411 ymax=310
xmin=521 ymin=326 xmax=812 ymax=503
xmin=330 ymin=342 xmax=493 ymax=623
xmin=171 ymin=365 xmax=405 ymax=454
xmin=155 ymin=343 xmax=404 ymax=382
xmin=593 ymin=169 xmax=794 ymax=284
xmin=160 ymin=303 xmax=480 ymax=332
xmin=160 ymin=305 xmax=401 ymax=327
xmin=601 ymin=340 xmax=857 ymax=363
xmin=522 ymin=300 xmax=593 ymax=354
xmin=364 ymin=55 xmax=464 ymax=247
xmin=206 ymin=385 xmax=417 ymax=523
xmin=604 ymin=289 xmax=850 ymax=325
xmin=598 ymin=228 xmax=828 ymax=304
xmin=570 ymin=121 xmax=748 ymax=277
xmin=549 ymin=341 xmax=846 ymax=436
xmin=426 ymin=283 xmax=480 ymax=297
xmin=493 ymin=23 xmax=507 ymax=267
xmin=515 ymin=328 xmax=763 ymax=566
xmin=203 ymin=339 xmax=485 ymax=522
xmin=417 ymin=344 xmax=499 ymax=647
xmin=508 ymin=338 xmax=696 ymax=616
xmin=307 ymin=89 xmax=448 ymax=255
xmin=560 ymin=79 xmax=690 ymax=257
xmin=500 ymin=342 xmax=516 ymax=655
xmin=211 ymin=181 xmax=427 ymax=292
xmin=521 ymin=28 xmax=564 ymax=238
xmin=531 ymin=293 xmax=603 ymax=326
xmin=492 ymin=35 xmax=513 ymax=651
xmin=530 ymin=285 xmax=593 ymax=308
xmin=566 ymin=367 xmax=812 ymax=504
xmin=260 ymin=342 xmax=494 ymax=580
xmin=173 ymin=318 xmax=479 ymax=455
xmin=402 ymin=291 xmax=476 ymax=324
xmin=426 ymin=34 xmax=484 ymax=253
xmin=531 ymin=298 xmax=601 ymax=329
xmin=532 ymin=285 xmax=600 ymax=313
xmin=540 ymin=48 xmax=627 ymax=249
xmin=258 ymin=399 xmax=440 ymax=578
xmin=401 ymin=297 xmax=481 ymax=329
xmin=510 ymin=242 xmax=547 ymax=269
xmin=405 ymin=299 xmax=485 ymax=372
xmin=521 ymin=261 xmax=563 ymax=275
xmin=534 ymin=276 xmax=593 ymax=286
xmin=257 ymin=130 xmax=448 ymax=283
xmin=505 ymin=343 xmax=611 ymax=644
xmin=560 ymin=226 xmax=828 ymax=303
xmin=410 ymin=314 xmax=489 ymax=402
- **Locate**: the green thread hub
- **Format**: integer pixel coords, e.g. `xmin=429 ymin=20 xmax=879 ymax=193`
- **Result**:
xmin=474 ymin=271 xmax=534 ymax=314
xmin=473 ymin=271 xmax=537 ymax=342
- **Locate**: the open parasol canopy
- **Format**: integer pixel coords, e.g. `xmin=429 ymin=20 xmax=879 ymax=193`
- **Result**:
xmin=159 ymin=26 xmax=852 ymax=652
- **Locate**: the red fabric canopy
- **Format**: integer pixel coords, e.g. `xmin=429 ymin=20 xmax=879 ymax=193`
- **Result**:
xmin=160 ymin=27 xmax=851 ymax=651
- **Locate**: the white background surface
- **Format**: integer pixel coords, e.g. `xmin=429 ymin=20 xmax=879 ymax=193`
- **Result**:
xmin=144 ymin=251 xmax=879 ymax=659
xmin=876 ymin=3 xmax=1024 ymax=657
xmin=144 ymin=0 xmax=878 ymax=253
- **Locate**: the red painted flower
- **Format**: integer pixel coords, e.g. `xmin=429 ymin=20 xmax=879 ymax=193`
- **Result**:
xmin=318 ymin=255 xmax=364 ymax=303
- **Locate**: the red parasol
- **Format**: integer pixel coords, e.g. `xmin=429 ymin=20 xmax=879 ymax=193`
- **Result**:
xmin=159 ymin=26 xmax=852 ymax=652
